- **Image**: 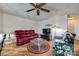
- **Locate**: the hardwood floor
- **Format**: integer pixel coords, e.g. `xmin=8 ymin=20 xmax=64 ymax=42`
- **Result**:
xmin=74 ymin=40 xmax=79 ymax=55
xmin=1 ymin=40 xmax=79 ymax=56
xmin=1 ymin=41 xmax=52 ymax=56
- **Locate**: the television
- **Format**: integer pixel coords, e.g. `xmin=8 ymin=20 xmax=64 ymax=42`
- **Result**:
xmin=43 ymin=28 xmax=50 ymax=34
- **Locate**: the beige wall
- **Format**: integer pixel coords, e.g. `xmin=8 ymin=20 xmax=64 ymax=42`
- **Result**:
xmin=67 ymin=16 xmax=79 ymax=39
xmin=68 ymin=18 xmax=75 ymax=33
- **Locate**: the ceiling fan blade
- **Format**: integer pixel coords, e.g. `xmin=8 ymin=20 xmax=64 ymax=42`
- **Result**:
xmin=26 ymin=8 xmax=35 ymax=12
xmin=40 ymin=8 xmax=50 ymax=12
xmin=29 ymin=3 xmax=36 ymax=7
xmin=37 ymin=9 xmax=40 ymax=15
xmin=38 ymin=3 xmax=47 ymax=7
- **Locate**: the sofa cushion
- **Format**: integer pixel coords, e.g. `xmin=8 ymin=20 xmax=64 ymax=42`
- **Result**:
xmin=15 ymin=30 xmax=38 ymax=45
xmin=24 ymin=30 xmax=34 ymax=33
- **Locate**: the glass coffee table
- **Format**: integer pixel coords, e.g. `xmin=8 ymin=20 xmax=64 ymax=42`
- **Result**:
xmin=27 ymin=38 xmax=50 ymax=54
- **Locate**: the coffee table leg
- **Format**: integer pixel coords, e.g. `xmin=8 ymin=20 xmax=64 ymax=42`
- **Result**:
xmin=38 ymin=45 xmax=40 ymax=51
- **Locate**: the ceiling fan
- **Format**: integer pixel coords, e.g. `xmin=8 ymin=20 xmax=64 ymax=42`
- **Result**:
xmin=26 ymin=3 xmax=50 ymax=15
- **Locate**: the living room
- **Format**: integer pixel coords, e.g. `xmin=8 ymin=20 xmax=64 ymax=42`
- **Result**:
xmin=0 ymin=3 xmax=79 ymax=56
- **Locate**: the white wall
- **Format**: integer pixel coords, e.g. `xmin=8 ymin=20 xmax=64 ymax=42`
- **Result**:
xmin=0 ymin=13 xmax=38 ymax=44
xmin=37 ymin=15 xmax=67 ymax=34
xmin=0 ymin=12 xmax=68 ymax=34
xmin=0 ymin=12 xmax=3 ymax=33
xmin=3 ymin=13 xmax=37 ymax=33
xmin=74 ymin=17 xmax=79 ymax=39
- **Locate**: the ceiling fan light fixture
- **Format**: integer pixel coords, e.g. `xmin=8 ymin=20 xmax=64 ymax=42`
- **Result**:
xmin=26 ymin=3 xmax=50 ymax=16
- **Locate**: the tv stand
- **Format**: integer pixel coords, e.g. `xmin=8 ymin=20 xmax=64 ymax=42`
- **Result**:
xmin=40 ymin=34 xmax=51 ymax=41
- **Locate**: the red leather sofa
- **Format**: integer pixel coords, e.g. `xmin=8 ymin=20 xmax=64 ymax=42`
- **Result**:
xmin=15 ymin=30 xmax=38 ymax=45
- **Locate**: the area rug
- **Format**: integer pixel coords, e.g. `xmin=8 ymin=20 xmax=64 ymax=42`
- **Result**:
xmin=27 ymin=43 xmax=50 ymax=54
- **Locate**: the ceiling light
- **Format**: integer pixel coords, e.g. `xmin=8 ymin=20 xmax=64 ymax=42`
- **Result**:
xmin=67 ymin=15 xmax=74 ymax=19
xmin=68 ymin=17 xmax=74 ymax=19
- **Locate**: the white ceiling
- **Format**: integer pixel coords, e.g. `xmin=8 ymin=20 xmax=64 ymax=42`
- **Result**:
xmin=0 ymin=3 xmax=79 ymax=21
